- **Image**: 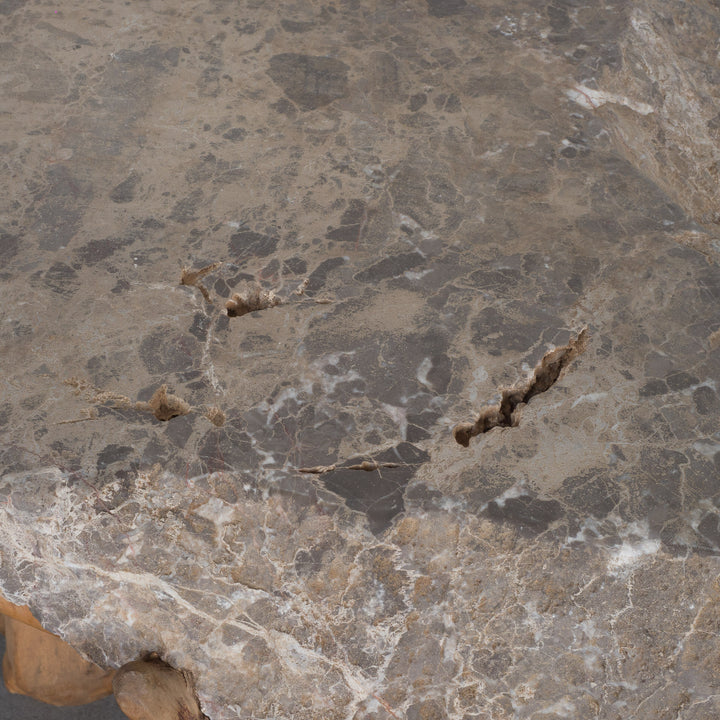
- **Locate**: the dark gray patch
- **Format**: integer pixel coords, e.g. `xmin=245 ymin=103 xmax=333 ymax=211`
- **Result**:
xmin=472 ymin=648 xmax=512 ymax=680
xmin=280 ymin=19 xmax=314 ymax=33
xmin=0 ymin=403 xmax=12 ymax=428
xmin=424 ymin=348 xmax=452 ymax=395
xmin=182 ymin=512 xmax=215 ymax=539
xmin=547 ymin=4 xmax=571 ymax=32
xmin=639 ymin=379 xmax=669 ymax=397
xmin=641 ymin=449 xmax=687 ymax=502
xmin=399 ymin=112 xmax=438 ymax=129
xmin=561 ymin=472 xmax=620 ymax=518
xmin=86 ymin=354 xmax=120 ymax=387
xmin=466 ymin=74 xmax=527 ymax=98
xmin=327 ymin=377 xmax=366 ymax=402
xmin=228 ymin=230 xmax=278 ymax=261
xmin=665 ymin=371 xmax=699 ymax=391
xmin=429 ymin=174 xmax=458 ymax=205
xmin=211 ymin=475 xmax=239 ymax=504
xmin=169 ymin=189 xmax=204 ymax=223
xmin=468 ymin=265 xmax=523 ymax=297
xmin=404 ymin=482 xmax=444 ymax=511
xmin=164 ymin=47 xmax=180 ymax=67
xmin=165 ymin=414 xmax=194 ymax=448
xmin=697 ymin=267 xmax=720 ymax=301
xmin=185 ymin=152 xmax=246 ymax=185
xmin=131 ymin=246 xmax=168 ymax=266
xmin=35 ymin=201 xmax=84 ymax=251
xmin=12 ymin=323 xmax=32 ymax=337
xmin=75 ymin=235 xmax=135 ymax=264
xmin=197 ymin=425 xmax=256 ymax=474
xmin=366 ymin=51 xmax=401 ymax=103
xmin=270 ymin=97 xmax=297 ymax=118
xmin=407 ymin=700 xmax=447 ymax=720
xmin=470 ymin=306 xmax=559 ymax=356
xmin=306 ymin=256 xmax=345 ymax=294
xmin=389 ymin=165 xmax=431 ymax=227
xmin=294 ymin=539 xmax=335 ymax=576
xmin=708 ymin=112 xmax=720 ymax=131
xmin=683 ymin=455 xmax=720 ymax=501
xmin=694 ymin=386 xmax=719 ymax=415
xmin=566 ymin=272 xmax=582 ymax=290
xmin=89 ymin=44 xmax=179 ymax=122
xmin=294 ymin=548 xmax=323 ymax=576
xmin=112 ymin=45 xmax=177 ymax=73
xmin=234 ymin=20 xmax=259 ymax=34
xmin=267 ymin=53 xmax=349 ymax=111
xmin=185 ymin=153 xmax=221 ymax=185
xmin=354 ymin=252 xmax=425 ymax=283
xmin=226 ymin=270 xmax=255 ymax=286
xmin=462 ymin=467 xmax=515 ymax=514
xmin=406 ymin=409 xmax=442 ymax=442
xmin=326 ymin=199 xmax=368 ymax=243
xmin=320 ymin=442 xmax=430 ymax=534
xmin=444 ymin=93 xmax=461 ymax=112
xmin=261 ymin=257 xmax=280 ymax=278
xmin=0 ymin=232 xmax=20 ymax=262
xmin=432 ymin=47 xmax=459 ymax=66
xmin=409 ymin=93 xmax=427 ymax=111
xmin=497 ymin=172 xmax=549 ymax=197
xmin=485 ymin=495 xmax=563 ymax=533
xmin=42 ymin=262 xmax=80 ymax=295
xmin=697 ymin=513 xmax=720 ymax=550
xmin=139 ymin=327 xmax=197 ymax=374
xmin=97 ymin=444 xmax=134 ymax=470
xmin=110 ymin=172 xmax=140 ymax=203
xmin=214 ymin=277 xmax=230 ymax=298
xmin=426 ymin=0 xmax=467 ymax=17
xmin=189 ymin=312 xmax=211 ymax=341
xmin=283 ymin=256 xmax=307 ymax=275
xmin=598 ymin=43 xmax=622 ymax=72
xmin=111 ymin=279 xmax=131 ymax=294
xmin=575 ymin=214 xmax=625 ymax=242
xmin=20 ymin=394 xmax=43 ymax=411
xmin=222 ymin=127 xmax=247 ymax=141
xmin=0 ymin=0 xmax=24 ymax=14
xmin=198 ymin=64 xmax=222 ymax=99
xmin=239 ymin=333 xmax=274 ymax=351
xmin=592 ymin=157 xmax=686 ymax=229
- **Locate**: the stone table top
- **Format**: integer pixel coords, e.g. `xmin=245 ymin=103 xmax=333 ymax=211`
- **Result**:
xmin=2 ymin=0 xmax=720 ymax=718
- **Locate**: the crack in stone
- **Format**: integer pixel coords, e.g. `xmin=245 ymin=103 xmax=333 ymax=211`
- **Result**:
xmin=225 ymin=278 xmax=331 ymax=318
xmin=225 ymin=283 xmax=282 ymax=317
xmin=63 ymin=378 xmax=224 ymax=425
xmin=453 ymin=327 xmax=588 ymax=447
xmin=298 ymin=460 xmax=401 ymax=474
xmin=181 ymin=262 xmax=222 ymax=304
xmin=137 ymin=383 xmax=191 ymax=421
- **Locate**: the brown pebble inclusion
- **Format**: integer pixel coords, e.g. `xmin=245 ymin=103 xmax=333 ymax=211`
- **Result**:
xmin=2 ymin=0 xmax=720 ymax=718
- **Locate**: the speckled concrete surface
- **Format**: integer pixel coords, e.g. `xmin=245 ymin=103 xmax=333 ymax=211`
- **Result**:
xmin=2 ymin=1 xmax=720 ymax=718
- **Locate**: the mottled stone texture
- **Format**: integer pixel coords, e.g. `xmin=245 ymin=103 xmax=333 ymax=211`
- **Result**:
xmin=1 ymin=0 xmax=720 ymax=718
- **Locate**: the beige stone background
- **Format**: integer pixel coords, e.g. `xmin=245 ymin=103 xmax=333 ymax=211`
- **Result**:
xmin=2 ymin=0 xmax=720 ymax=718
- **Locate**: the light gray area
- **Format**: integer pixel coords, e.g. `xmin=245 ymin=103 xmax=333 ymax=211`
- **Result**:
xmin=2 ymin=0 xmax=720 ymax=718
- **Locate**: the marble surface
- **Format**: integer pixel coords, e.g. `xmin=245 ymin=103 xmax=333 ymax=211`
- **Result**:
xmin=2 ymin=0 xmax=720 ymax=718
